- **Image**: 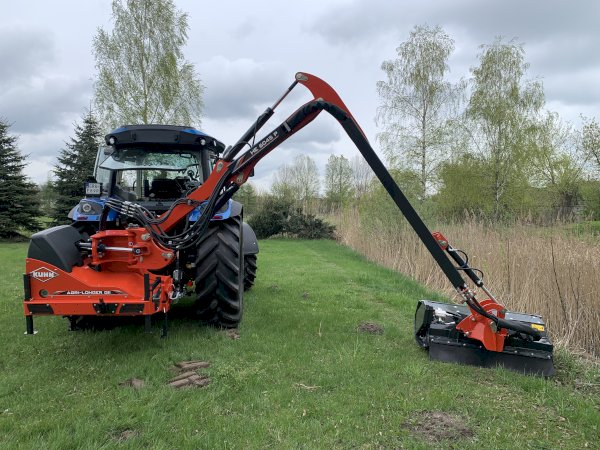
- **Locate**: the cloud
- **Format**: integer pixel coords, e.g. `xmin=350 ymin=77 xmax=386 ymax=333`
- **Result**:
xmin=526 ymin=37 xmax=600 ymax=77
xmin=0 ymin=25 xmax=92 ymax=137
xmin=310 ymin=0 xmax=600 ymax=48
xmin=546 ymin=100 xmax=599 ymax=126
xmin=230 ymin=17 xmax=257 ymax=40
xmin=542 ymin=68 xmax=600 ymax=107
xmin=0 ymin=76 xmax=92 ymax=134
xmin=309 ymin=0 xmax=600 ymax=127
xmin=308 ymin=0 xmax=405 ymax=46
xmin=0 ymin=26 xmax=55 ymax=86
xmin=285 ymin=114 xmax=341 ymax=146
xmin=14 ymin=128 xmax=70 ymax=159
xmin=309 ymin=0 xmax=600 ymax=85
xmin=25 ymin=155 xmax=56 ymax=184
xmin=200 ymin=56 xmax=288 ymax=120
xmin=434 ymin=1 xmax=600 ymax=43
xmin=0 ymin=26 xmax=94 ymax=182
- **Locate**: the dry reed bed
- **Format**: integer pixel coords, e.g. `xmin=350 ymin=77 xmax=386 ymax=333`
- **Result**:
xmin=336 ymin=209 xmax=600 ymax=358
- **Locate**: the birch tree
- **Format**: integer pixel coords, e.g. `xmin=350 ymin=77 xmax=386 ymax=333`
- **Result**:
xmin=467 ymin=38 xmax=544 ymax=220
xmin=377 ymin=24 xmax=462 ymax=202
xmin=93 ymin=0 xmax=203 ymax=128
xmin=325 ymin=154 xmax=353 ymax=209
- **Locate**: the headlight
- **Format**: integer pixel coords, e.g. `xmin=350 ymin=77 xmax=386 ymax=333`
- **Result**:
xmin=81 ymin=202 xmax=93 ymax=214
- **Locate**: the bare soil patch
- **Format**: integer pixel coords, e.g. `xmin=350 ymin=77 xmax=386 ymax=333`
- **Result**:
xmin=118 ymin=378 xmax=144 ymax=390
xmin=226 ymin=329 xmax=240 ymax=340
xmin=110 ymin=428 xmax=138 ymax=442
xmin=357 ymin=321 xmax=384 ymax=334
xmin=404 ymin=411 xmax=474 ymax=444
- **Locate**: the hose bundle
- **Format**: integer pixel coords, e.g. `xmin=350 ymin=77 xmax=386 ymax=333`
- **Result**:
xmin=103 ymin=167 xmax=233 ymax=251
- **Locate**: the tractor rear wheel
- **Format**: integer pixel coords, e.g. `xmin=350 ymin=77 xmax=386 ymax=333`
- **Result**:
xmin=194 ymin=216 xmax=243 ymax=327
xmin=244 ymin=254 xmax=257 ymax=290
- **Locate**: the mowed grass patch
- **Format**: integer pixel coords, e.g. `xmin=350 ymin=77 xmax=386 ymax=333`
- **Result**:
xmin=0 ymin=240 xmax=598 ymax=448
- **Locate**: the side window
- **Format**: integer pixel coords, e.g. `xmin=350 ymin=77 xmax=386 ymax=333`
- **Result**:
xmin=93 ymin=146 xmax=111 ymax=193
xmin=95 ymin=167 xmax=111 ymax=193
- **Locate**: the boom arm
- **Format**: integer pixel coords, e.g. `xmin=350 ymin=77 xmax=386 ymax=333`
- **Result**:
xmin=143 ymin=72 xmax=468 ymax=290
xmin=106 ymin=72 xmax=541 ymax=348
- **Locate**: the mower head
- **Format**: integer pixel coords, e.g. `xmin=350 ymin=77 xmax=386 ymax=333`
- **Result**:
xmin=415 ymin=300 xmax=555 ymax=376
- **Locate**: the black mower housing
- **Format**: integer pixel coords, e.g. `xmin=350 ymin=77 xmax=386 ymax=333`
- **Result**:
xmin=415 ymin=300 xmax=555 ymax=376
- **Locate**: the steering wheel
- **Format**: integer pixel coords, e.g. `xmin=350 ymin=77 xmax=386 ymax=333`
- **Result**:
xmin=181 ymin=164 xmax=199 ymax=181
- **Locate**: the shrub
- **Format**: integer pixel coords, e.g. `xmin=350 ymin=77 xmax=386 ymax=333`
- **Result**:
xmin=286 ymin=208 xmax=335 ymax=239
xmin=248 ymin=197 xmax=335 ymax=239
xmin=248 ymin=198 xmax=292 ymax=239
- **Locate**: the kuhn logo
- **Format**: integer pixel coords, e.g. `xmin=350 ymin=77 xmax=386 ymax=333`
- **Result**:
xmin=31 ymin=267 xmax=59 ymax=283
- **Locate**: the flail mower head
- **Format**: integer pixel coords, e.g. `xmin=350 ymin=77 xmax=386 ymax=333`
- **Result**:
xmin=412 ymin=232 xmax=555 ymax=377
xmin=415 ymin=300 xmax=555 ymax=376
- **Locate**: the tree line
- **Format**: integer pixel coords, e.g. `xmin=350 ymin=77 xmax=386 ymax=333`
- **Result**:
xmin=2 ymin=13 xmax=600 ymax=238
xmin=247 ymin=26 xmax=600 ymax=224
xmin=376 ymin=26 xmax=600 ymax=222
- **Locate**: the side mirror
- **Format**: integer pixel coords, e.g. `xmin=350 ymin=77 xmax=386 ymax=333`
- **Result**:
xmin=249 ymin=168 xmax=255 ymax=178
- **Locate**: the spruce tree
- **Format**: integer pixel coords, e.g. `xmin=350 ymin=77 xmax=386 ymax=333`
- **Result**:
xmin=0 ymin=120 xmax=41 ymax=238
xmin=52 ymin=112 xmax=103 ymax=224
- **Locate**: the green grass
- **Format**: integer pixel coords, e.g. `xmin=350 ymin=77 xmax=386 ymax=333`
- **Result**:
xmin=0 ymin=240 xmax=598 ymax=449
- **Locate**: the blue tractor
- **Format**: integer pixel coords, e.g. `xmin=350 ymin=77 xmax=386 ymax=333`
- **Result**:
xmin=68 ymin=124 xmax=258 ymax=327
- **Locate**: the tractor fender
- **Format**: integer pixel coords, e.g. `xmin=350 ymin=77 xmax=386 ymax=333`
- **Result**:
xmin=229 ymin=200 xmax=243 ymax=218
xmin=67 ymin=206 xmax=77 ymax=219
xmin=242 ymin=222 xmax=259 ymax=255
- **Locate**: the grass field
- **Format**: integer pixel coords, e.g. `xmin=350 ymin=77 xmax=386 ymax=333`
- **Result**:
xmin=0 ymin=240 xmax=599 ymax=448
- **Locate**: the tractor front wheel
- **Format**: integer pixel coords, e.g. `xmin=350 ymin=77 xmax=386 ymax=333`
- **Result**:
xmin=194 ymin=217 xmax=244 ymax=327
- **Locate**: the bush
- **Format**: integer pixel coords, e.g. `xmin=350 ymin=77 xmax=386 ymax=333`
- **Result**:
xmin=581 ymin=180 xmax=600 ymax=220
xmin=286 ymin=208 xmax=335 ymax=239
xmin=248 ymin=197 xmax=335 ymax=240
xmin=247 ymin=197 xmax=291 ymax=239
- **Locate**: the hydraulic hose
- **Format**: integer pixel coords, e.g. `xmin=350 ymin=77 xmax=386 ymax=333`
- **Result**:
xmin=497 ymin=317 xmax=542 ymax=339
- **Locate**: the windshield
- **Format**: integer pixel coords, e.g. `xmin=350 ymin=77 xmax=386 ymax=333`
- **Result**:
xmin=100 ymin=147 xmax=199 ymax=171
xmin=99 ymin=147 xmax=204 ymax=201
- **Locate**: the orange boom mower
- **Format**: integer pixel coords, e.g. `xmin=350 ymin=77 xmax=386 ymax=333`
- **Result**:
xmin=24 ymin=72 xmax=554 ymax=376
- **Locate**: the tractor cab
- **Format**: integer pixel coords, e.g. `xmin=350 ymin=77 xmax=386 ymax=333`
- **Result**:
xmin=70 ymin=125 xmax=229 ymax=225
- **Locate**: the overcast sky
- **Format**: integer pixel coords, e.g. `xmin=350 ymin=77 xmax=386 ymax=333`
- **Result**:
xmin=2 ymin=0 xmax=599 ymax=190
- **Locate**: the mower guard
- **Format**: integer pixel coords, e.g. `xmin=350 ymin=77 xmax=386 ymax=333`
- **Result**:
xmin=415 ymin=300 xmax=555 ymax=376
xmin=24 ymin=259 xmax=171 ymax=316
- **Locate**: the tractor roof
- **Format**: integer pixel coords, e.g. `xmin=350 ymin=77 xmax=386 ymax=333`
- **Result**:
xmin=105 ymin=125 xmax=226 ymax=153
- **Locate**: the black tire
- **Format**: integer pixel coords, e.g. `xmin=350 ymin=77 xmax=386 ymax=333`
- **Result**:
xmin=244 ymin=254 xmax=257 ymax=291
xmin=194 ymin=216 xmax=244 ymax=327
